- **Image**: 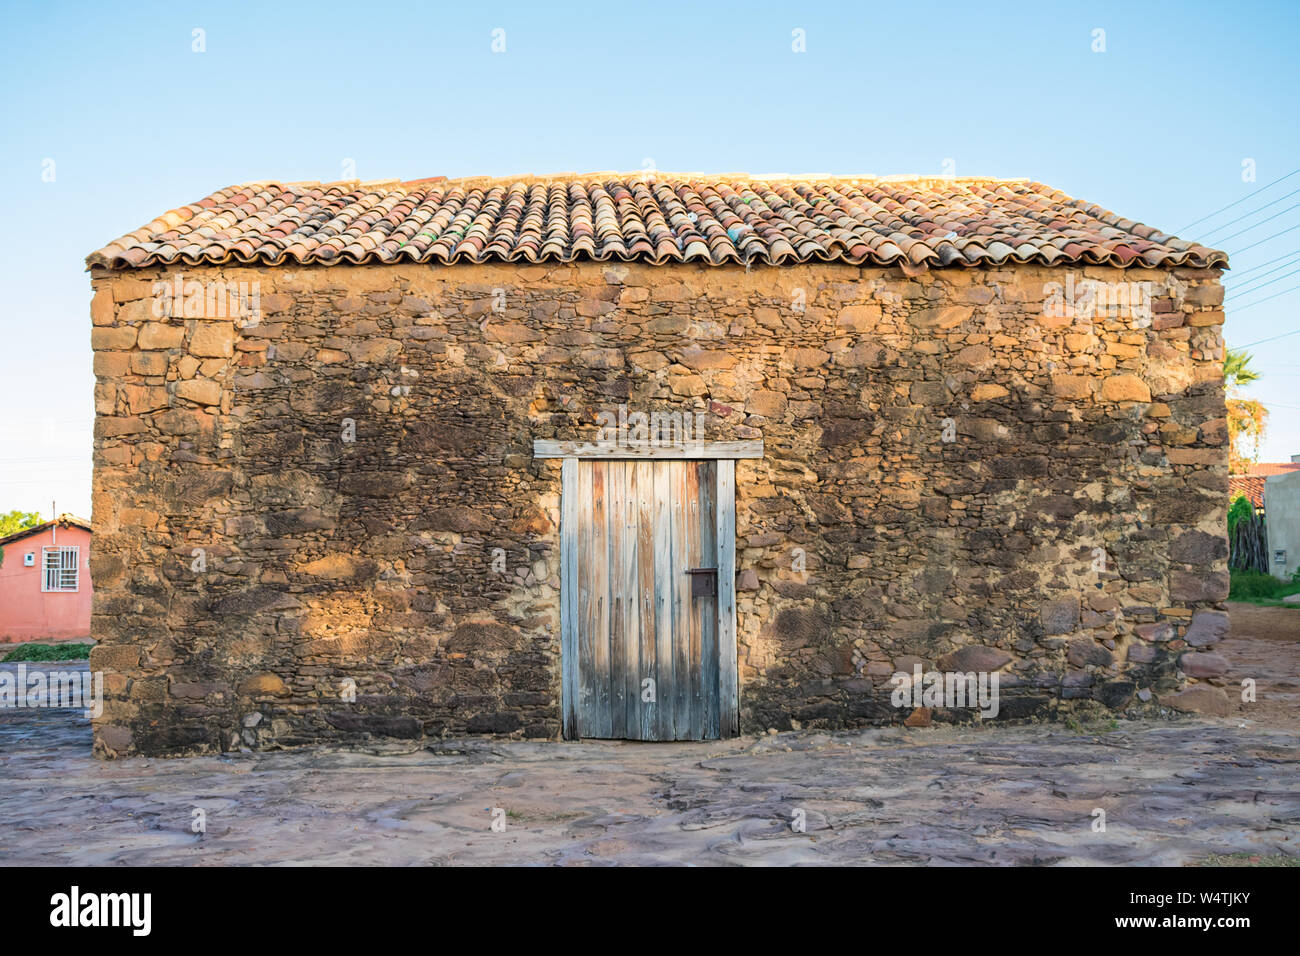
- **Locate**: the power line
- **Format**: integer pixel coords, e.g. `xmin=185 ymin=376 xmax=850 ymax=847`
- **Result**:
xmin=1227 ymin=266 xmax=1300 ymax=299
xmin=1233 ymin=289 xmax=1300 ymax=319
xmin=1227 ymin=250 xmax=1300 ymax=283
xmin=1176 ymin=166 xmax=1300 ymax=233
xmin=1235 ymin=325 xmax=1300 ymax=344
xmin=1226 ymin=249 xmax=1300 ymax=281
xmin=1231 ymin=222 xmax=1300 ymax=257
xmin=0 ymin=456 xmax=89 ymax=462
xmin=1212 ymin=202 xmax=1300 ymax=245
xmin=1201 ymin=188 xmax=1300 ymax=238
xmin=1222 ymin=256 xmax=1300 ymax=293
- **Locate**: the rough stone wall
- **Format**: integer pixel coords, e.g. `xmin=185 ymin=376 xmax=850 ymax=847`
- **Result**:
xmin=88 ymin=260 xmax=1229 ymax=756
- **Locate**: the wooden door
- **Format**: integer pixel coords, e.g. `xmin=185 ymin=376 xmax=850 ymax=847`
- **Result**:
xmin=560 ymin=458 xmax=736 ymax=740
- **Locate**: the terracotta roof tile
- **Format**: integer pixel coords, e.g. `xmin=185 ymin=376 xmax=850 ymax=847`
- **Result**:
xmin=87 ymin=173 xmax=1228 ymax=271
xmin=1230 ymin=475 xmax=1267 ymax=508
xmin=1248 ymin=462 xmax=1300 ymax=477
xmin=1230 ymin=463 xmax=1300 ymax=508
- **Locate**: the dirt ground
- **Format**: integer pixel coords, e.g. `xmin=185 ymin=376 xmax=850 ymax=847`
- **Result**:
xmin=1 ymin=604 xmax=1296 ymax=866
xmin=1218 ymin=602 xmax=1300 ymax=724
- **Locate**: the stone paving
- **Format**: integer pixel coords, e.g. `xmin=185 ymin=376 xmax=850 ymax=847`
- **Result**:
xmin=1 ymin=604 xmax=1297 ymax=865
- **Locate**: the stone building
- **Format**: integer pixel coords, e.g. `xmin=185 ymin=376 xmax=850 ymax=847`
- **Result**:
xmin=86 ymin=174 xmax=1230 ymax=757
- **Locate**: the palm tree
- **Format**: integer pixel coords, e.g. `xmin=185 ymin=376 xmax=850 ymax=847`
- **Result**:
xmin=1224 ymin=347 xmax=1267 ymax=474
xmin=1224 ymin=347 xmax=1261 ymax=388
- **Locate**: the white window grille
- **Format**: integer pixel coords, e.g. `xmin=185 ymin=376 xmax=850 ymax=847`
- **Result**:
xmin=42 ymin=546 xmax=79 ymax=592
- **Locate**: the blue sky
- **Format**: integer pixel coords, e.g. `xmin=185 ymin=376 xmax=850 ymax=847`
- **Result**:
xmin=2 ymin=0 xmax=1298 ymax=518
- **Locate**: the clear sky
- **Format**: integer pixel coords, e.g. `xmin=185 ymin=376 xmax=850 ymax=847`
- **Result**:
xmin=2 ymin=0 xmax=1297 ymax=519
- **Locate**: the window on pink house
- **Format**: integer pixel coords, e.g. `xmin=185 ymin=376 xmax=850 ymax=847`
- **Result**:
xmin=42 ymin=546 xmax=79 ymax=592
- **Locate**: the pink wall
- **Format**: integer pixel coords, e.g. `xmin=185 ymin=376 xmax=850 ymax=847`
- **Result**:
xmin=0 ymin=525 xmax=93 ymax=642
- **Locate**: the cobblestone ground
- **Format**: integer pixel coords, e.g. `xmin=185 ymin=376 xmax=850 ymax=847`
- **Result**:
xmin=1 ymin=605 xmax=1297 ymax=866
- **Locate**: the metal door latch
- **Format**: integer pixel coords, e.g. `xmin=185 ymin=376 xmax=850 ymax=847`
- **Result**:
xmin=685 ymin=567 xmax=718 ymax=597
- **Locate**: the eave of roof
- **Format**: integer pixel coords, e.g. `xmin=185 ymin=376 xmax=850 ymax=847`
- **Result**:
xmin=0 ymin=514 xmax=92 ymax=549
xmin=86 ymin=173 xmax=1229 ymax=272
xmin=1249 ymin=462 xmax=1300 ymax=476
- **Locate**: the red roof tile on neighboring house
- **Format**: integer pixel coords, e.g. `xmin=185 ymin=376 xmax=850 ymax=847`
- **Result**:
xmin=1229 ymin=462 xmax=1300 ymax=508
xmin=1247 ymin=462 xmax=1300 ymax=477
xmin=1229 ymin=476 xmax=1268 ymax=509
xmin=86 ymin=174 xmax=1229 ymax=271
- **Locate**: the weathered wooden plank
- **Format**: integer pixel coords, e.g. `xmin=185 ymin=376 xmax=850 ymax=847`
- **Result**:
xmin=533 ymin=439 xmax=764 ymax=460
xmin=586 ymin=461 xmax=612 ymax=739
xmin=576 ymin=460 xmax=594 ymax=737
xmin=619 ymin=460 xmax=641 ymax=739
xmin=606 ymin=461 xmax=627 ymax=739
xmin=560 ymin=457 xmax=579 ymax=739
xmin=716 ymin=459 xmax=739 ymax=737
xmin=652 ymin=460 xmax=674 ymax=741
xmin=671 ymin=460 xmax=691 ymax=739
xmin=635 ymin=459 xmax=657 ymax=741
xmin=685 ymin=462 xmax=705 ymax=740
xmin=699 ymin=460 xmax=719 ymax=740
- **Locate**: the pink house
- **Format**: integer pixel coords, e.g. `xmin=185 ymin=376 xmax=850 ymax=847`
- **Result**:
xmin=0 ymin=515 xmax=93 ymax=643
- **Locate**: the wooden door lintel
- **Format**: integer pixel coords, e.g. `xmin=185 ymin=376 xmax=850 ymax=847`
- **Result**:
xmin=535 ymin=439 xmax=763 ymax=460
